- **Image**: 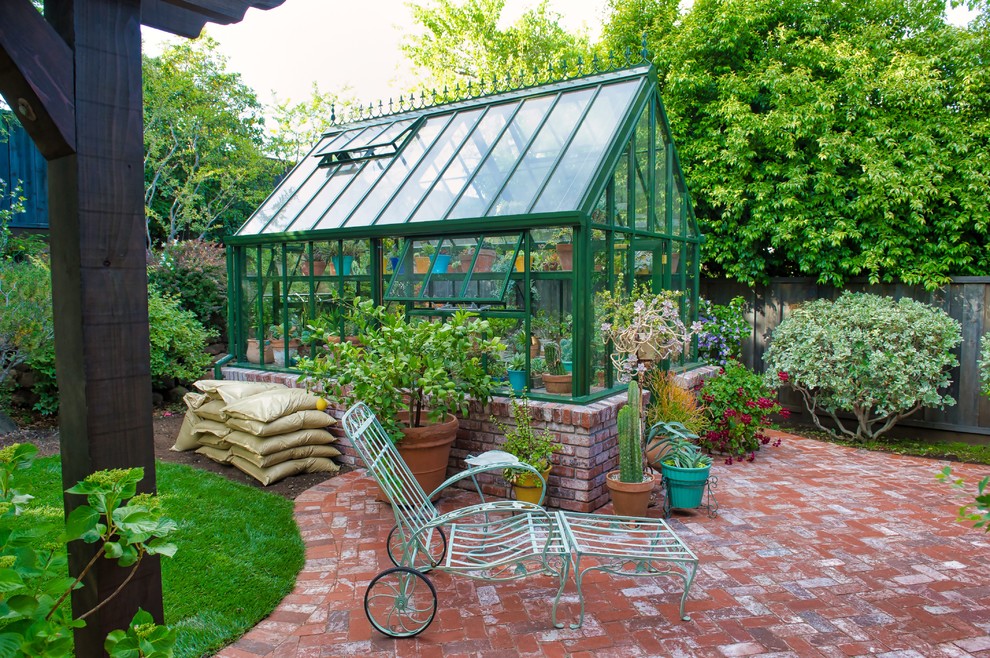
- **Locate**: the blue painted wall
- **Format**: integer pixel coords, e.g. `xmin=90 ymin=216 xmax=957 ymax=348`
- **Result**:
xmin=1 ymin=112 xmax=48 ymax=229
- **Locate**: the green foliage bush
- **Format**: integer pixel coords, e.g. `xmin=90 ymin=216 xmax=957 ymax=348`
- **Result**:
xmin=0 ymin=257 xmax=54 ymax=392
xmin=0 ymin=443 xmax=176 ymax=657
xmin=148 ymin=287 xmax=217 ymax=390
xmin=697 ymin=297 xmax=750 ymax=366
xmin=698 ymin=360 xmax=783 ymax=460
xmin=765 ymin=292 xmax=961 ymax=441
xmin=148 ymin=240 xmax=227 ymax=339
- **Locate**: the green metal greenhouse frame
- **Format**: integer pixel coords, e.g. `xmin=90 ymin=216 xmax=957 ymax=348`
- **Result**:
xmin=226 ymin=60 xmax=703 ymax=404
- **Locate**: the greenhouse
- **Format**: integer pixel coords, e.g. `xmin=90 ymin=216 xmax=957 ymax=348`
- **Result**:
xmin=227 ymin=61 xmax=702 ymax=402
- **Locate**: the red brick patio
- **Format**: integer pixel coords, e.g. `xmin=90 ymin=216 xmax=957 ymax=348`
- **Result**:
xmin=217 ymin=432 xmax=990 ymax=658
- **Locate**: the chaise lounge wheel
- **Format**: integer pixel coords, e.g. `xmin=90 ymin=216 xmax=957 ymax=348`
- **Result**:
xmin=386 ymin=525 xmax=447 ymax=572
xmin=364 ymin=567 xmax=438 ymax=638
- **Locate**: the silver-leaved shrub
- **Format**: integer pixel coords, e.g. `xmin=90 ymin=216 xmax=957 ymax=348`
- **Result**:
xmin=764 ymin=292 xmax=961 ymax=441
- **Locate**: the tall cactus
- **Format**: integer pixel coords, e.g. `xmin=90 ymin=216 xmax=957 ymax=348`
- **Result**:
xmin=544 ymin=342 xmax=564 ymax=375
xmin=618 ymin=380 xmax=643 ymax=483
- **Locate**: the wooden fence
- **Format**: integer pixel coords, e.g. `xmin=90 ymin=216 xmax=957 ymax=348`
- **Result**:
xmin=700 ymin=277 xmax=990 ymax=438
xmin=1 ymin=111 xmax=48 ymax=229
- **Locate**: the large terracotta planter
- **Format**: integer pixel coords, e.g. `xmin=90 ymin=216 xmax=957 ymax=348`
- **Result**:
xmin=556 ymin=243 xmax=573 ymax=270
xmin=245 ymin=338 xmax=273 ymax=364
xmin=301 ymin=259 xmax=327 ymax=276
xmin=396 ymin=412 xmax=459 ymax=499
xmin=606 ymin=471 xmax=657 ymax=518
xmin=543 ymin=373 xmax=572 ymax=395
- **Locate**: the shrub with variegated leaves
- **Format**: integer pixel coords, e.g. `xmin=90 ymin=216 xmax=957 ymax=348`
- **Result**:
xmin=979 ymin=334 xmax=989 ymax=398
xmin=765 ymin=292 xmax=961 ymax=442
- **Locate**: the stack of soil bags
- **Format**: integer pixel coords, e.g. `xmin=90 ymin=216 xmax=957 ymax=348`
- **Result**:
xmin=170 ymin=380 xmax=340 ymax=485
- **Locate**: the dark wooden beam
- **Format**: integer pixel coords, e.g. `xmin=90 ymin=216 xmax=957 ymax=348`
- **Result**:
xmin=0 ymin=0 xmax=75 ymax=159
xmin=45 ymin=1 xmax=162 ymax=655
xmin=142 ymin=0 xmax=286 ymax=38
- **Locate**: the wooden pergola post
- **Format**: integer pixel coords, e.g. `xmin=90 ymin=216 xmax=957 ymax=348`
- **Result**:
xmin=0 ymin=1 xmax=283 ymax=655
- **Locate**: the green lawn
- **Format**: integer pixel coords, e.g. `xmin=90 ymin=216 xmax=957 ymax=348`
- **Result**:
xmin=15 ymin=457 xmax=305 ymax=658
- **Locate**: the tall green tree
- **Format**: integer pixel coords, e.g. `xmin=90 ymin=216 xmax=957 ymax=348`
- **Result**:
xmin=143 ymin=37 xmax=280 ymax=246
xmin=402 ymin=0 xmax=594 ymax=94
xmin=602 ymin=0 xmax=990 ymax=288
xmin=267 ymin=82 xmax=357 ymax=165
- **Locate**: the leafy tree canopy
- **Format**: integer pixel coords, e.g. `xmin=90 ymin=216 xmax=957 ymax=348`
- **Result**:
xmin=143 ymin=37 xmax=282 ymax=246
xmin=402 ymin=0 xmax=594 ymax=93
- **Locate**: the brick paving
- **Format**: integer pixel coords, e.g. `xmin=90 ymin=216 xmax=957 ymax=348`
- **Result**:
xmin=217 ymin=432 xmax=990 ymax=657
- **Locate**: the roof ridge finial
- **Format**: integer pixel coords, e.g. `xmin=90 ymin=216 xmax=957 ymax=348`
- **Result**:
xmin=640 ymin=33 xmax=651 ymax=62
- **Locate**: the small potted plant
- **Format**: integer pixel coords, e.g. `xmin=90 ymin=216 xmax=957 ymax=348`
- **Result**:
xmin=605 ymin=380 xmax=656 ymax=517
xmin=643 ymin=367 xmax=705 ymax=469
xmin=268 ymin=316 xmax=301 ymax=367
xmin=492 ymin=393 xmax=559 ymax=505
xmin=541 ymin=342 xmax=572 ymax=395
xmin=302 ymin=244 xmax=332 ymax=276
xmin=506 ymin=352 xmax=528 ymax=393
xmin=655 ymin=431 xmax=712 ymax=511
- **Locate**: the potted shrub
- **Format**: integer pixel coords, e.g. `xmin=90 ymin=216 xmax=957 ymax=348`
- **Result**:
xmin=302 ymin=244 xmax=332 ymax=276
xmin=299 ymin=298 xmax=504 ymax=496
xmin=492 ymin=393 xmax=559 ymax=504
xmin=605 ymin=380 xmax=656 ymax=517
xmin=656 ymin=432 xmax=712 ymax=511
xmin=542 ymin=342 xmax=572 ymax=395
xmin=506 ymin=352 xmax=528 ymax=393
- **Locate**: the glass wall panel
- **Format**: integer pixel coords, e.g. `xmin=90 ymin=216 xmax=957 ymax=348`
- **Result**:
xmin=533 ymin=80 xmax=641 ymax=213
xmin=449 ymin=95 xmax=554 ymax=219
xmin=591 ymin=228 xmax=609 ymax=392
xmin=672 ymin=178 xmax=684 ymax=238
xmin=634 ymin=107 xmax=650 ymax=231
xmin=489 ymin=88 xmax=594 ymax=216
xmin=654 ymin=119 xmax=669 ymax=236
xmin=410 ymin=103 xmax=516 ymax=222
xmin=341 ymin=116 xmax=451 ymax=228
xmin=375 ymin=108 xmax=485 ymax=226
xmin=238 ymin=135 xmax=335 ymax=235
xmin=613 ymin=145 xmax=630 ymax=228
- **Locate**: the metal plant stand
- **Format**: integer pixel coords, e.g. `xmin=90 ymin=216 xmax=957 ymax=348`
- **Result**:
xmin=661 ymin=473 xmax=719 ymax=520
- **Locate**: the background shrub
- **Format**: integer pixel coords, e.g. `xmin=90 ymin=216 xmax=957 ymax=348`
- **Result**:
xmin=698 ymin=360 xmax=783 ymax=460
xmin=0 ymin=257 xmax=54 ymax=396
xmin=148 ymin=240 xmax=227 ymax=341
xmin=697 ymin=296 xmax=750 ymax=366
xmin=148 ymin=286 xmax=217 ymax=389
xmin=765 ymin=292 xmax=961 ymax=441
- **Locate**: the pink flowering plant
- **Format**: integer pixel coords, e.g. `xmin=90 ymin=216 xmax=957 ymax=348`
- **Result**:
xmin=698 ymin=360 xmax=787 ymax=462
xmin=599 ymin=284 xmax=701 ymax=380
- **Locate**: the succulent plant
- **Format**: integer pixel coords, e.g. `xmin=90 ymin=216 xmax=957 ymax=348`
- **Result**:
xmin=618 ymin=380 xmax=644 ymax=483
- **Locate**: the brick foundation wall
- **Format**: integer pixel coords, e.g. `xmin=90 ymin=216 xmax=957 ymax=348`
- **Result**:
xmin=221 ymin=365 xmax=719 ymax=512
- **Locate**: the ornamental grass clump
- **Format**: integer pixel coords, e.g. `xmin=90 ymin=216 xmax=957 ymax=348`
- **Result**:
xmin=764 ymin=291 xmax=961 ymax=442
xmin=698 ymin=360 xmax=784 ymax=462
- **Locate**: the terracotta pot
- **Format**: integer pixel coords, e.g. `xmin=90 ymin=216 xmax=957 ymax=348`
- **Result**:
xmin=245 ymin=338 xmax=273 ymax=364
xmin=511 ymin=465 xmax=552 ymax=505
xmin=606 ymin=471 xmax=657 ymax=518
xmin=543 ymin=372 xmax=572 ymax=395
xmin=472 ymin=248 xmax=497 ymax=272
xmin=414 ymin=256 xmax=431 ymax=274
xmin=396 ymin=412 xmax=459 ymax=499
xmin=301 ymin=259 xmax=327 ymax=276
xmin=529 ymin=336 xmax=540 ymax=359
xmin=556 ymin=243 xmax=573 ymax=271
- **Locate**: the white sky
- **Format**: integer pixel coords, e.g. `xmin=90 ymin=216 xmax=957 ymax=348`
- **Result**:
xmin=142 ymin=0 xmax=978 ymax=113
xmin=141 ymin=0 xmax=609 ymax=108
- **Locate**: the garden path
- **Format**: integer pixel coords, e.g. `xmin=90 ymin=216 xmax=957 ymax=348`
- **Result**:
xmin=217 ymin=432 xmax=990 ymax=658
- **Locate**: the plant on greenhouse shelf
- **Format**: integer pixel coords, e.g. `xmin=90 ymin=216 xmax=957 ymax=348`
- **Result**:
xmin=937 ymin=467 xmax=990 ymax=533
xmin=0 ymin=443 xmax=177 ymax=657
xmin=697 ymin=297 xmax=750 ymax=366
xmin=764 ymin=292 xmax=961 ymax=442
xmin=599 ymin=284 xmax=701 ymax=380
xmin=698 ymin=360 xmax=784 ymax=462
xmin=979 ymin=334 xmax=990 ymax=398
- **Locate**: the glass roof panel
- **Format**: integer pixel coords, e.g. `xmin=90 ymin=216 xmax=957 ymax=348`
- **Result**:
xmin=532 ymin=79 xmax=642 ymax=213
xmin=282 ymin=162 xmax=363 ymax=233
xmin=375 ymin=108 xmax=486 ymax=226
xmin=236 ymin=134 xmax=336 ymax=235
xmin=337 ymin=115 xmax=451 ymax=228
xmin=488 ymin=87 xmax=595 ymax=217
xmin=409 ymin=102 xmax=517 ymax=223
xmin=447 ymin=95 xmax=555 ymax=220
